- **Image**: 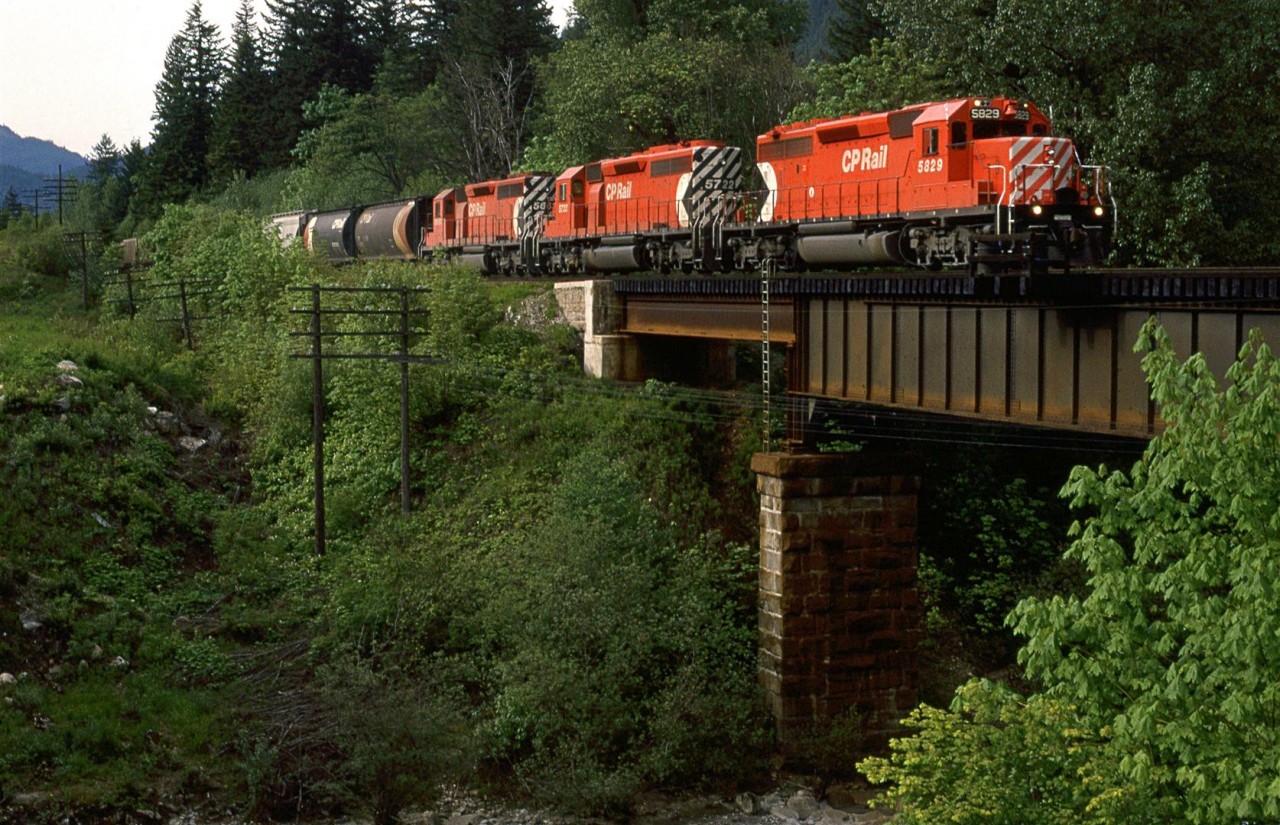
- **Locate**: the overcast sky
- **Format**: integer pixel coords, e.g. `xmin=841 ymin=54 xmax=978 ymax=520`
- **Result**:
xmin=0 ymin=0 xmax=573 ymax=158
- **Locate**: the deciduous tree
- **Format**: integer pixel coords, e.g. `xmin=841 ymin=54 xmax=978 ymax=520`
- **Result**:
xmin=863 ymin=320 xmax=1280 ymax=822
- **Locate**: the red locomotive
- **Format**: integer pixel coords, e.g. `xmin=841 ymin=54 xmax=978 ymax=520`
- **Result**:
xmin=281 ymin=96 xmax=1112 ymax=275
xmin=747 ymin=97 xmax=1110 ymax=271
xmin=423 ymin=174 xmax=555 ymax=273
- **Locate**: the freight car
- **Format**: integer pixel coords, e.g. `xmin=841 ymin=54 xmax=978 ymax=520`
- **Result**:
xmin=270 ymin=96 xmax=1112 ymax=276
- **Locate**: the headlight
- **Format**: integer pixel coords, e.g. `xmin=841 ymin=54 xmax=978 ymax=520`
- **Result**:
xmin=1093 ymin=205 xmax=1106 ymax=217
xmin=1031 ymin=204 xmax=1043 ymax=216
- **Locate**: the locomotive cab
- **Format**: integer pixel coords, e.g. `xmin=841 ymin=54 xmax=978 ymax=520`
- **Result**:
xmin=424 ymin=188 xmax=465 ymax=253
xmin=544 ymin=167 xmax=588 ymax=238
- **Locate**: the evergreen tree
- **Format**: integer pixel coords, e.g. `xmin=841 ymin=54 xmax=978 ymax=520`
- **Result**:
xmin=824 ymin=0 xmax=885 ymax=61
xmin=264 ymin=0 xmax=375 ymax=159
xmin=134 ymin=1 xmax=224 ymax=216
xmin=0 ymin=187 xmax=20 ymax=229
xmin=71 ymin=135 xmax=133 ymax=235
xmin=366 ymin=0 xmax=439 ymax=95
xmin=87 ymin=135 xmax=122 ymax=186
xmin=433 ymin=0 xmax=555 ymax=179
xmin=211 ymin=0 xmax=275 ymax=180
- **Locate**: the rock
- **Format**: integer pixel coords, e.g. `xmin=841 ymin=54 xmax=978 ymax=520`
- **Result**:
xmin=178 ymin=436 xmax=207 ymax=452
xmin=0 ymin=672 xmax=15 ymax=685
xmin=91 ymin=643 xmax=104 ymax=659
xmin=400 ymin=814 xmax=441 ymax=825
xmin=446 ymin=814 xmax=484 ymax=825
xmin=92 ymin=512 xmax=112 ymax=529
xmin=54 ymin=395 xmax=71 ymax=412
xmin=20 ymin=610 xmax=41 ymax=631
xmin=55 ymin=373 xmax=84 ymax=388
xmin=825 ymin=783 xmax=876 ymax=811
xmin=770 ymin=803 xmax=800 ymax=822
xmin=109 ymin=655 xmax=129 ymax=668
xmin=734 ymin=791 xmax=760 ymax=815
xmin=153 ymin=410 xmax=181 ymax=434
xmin=787 ymin=789 xmax=821 ymax=821
xmin=57 ymin=360 xmax=79 ymax=372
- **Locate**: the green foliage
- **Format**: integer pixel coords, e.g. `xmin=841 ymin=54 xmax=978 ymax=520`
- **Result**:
xmin=12 ymin=222 xmax=73 ymax=278
xmin=859 ymin=680 xmax=1128 ymax=824
xmin=468 ymin=453 xmax=763 ymax=812
xmin=1 ymin=673 xmax=225 ymax=804
xmin=209 ymin=0 xmax=275 ymax=183
xmin=133 ymin=3 xmax=224 ymax=218
xmin=2 ymin=211 xmax=769 ymax=818
xmin=919 ymin=451 xmax=1068 ymax=642
xmin=790 ymin=39 xmax=950 ymax=122
xmin=870 ymin=321 xmax=1280 ymax=823
xmin=134 ymin=203 xmax=317 ymax=419
xmin=823 ymin=0 xmax=885 ymax=61
xmin=789 ymin=707 xmax=864 ymax=797
xmin=530 ymin=4 xmax=807 ymax=169
xmin=319 ymin=661 xmax=474 ymax=825
xmin=1012 ymin=320 xmax=1280 ymax=822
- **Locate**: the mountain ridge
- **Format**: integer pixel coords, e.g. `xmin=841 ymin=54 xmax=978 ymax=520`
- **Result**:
xmin=0 ymin=125 xmax=91 ymax=204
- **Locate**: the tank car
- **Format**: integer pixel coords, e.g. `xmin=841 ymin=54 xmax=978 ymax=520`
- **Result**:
xmin=304 ymin=208 xmax=361 ymax=263
xmin=354 ymin=198 xmax=431 ymax=261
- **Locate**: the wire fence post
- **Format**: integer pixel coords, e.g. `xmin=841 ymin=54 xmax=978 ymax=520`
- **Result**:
xmin=178 ymin=280 xmax=194 ymax=350
xmin=79 ymin=233 xmax=89 ymax=311
xmin=399 ymin=287 xmax=411 ymax=515
xmin=310 ymin=284 xmax=326 ymax=555
xmin=125 ymin=267 xmax=137 ymax=318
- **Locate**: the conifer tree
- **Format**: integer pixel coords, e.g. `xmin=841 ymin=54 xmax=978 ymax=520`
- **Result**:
xmin=364 ymin=0 xmax=438 ymax=95
xmin=211 ymin=0 xmax=275 ymax=179
xmin=87 ymin=135 xmax=122 ymax=187
xmin=264 ymin=0 xmax=374 ymax=158
xmin=0 ymin=187 xmax=20 ymax=228
xmin=435 ymin=0 xmax=555 ymax=178
xmin=825 ymin=0 xmax=885 ymax=61
xmin=135 ymin=1 xmax=224 ymax=216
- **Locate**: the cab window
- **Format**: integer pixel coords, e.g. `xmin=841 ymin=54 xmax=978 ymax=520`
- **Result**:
xmin=950 ymin=122 xmax=967 ymax=147
xmin=924 ymin=127 xmax=939 ymax=156
xmin=572 ymin=180 xmax=584 ymax=197
xmin=559 ymin=183 xmax=567 ymax=201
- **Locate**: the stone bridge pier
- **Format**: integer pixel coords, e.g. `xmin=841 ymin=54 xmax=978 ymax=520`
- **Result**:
xmin=752 ymin=451 xmax=921 ymax=749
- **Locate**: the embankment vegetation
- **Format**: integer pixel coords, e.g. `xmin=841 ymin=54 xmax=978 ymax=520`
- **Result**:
xmin=0 ymin=208 xmax=770 ymax=822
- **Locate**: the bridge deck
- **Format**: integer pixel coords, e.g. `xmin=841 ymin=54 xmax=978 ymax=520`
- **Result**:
xmin=612 ymin=270 xmax=1280 ymax=438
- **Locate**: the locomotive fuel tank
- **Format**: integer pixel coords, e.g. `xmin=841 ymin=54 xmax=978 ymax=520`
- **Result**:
xmin=794 ymin=223 xmax=905 ymax=266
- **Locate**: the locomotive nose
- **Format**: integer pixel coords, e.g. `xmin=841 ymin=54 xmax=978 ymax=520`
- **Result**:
xmin=1053 ymin=186 xmax=1079 ymax=205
